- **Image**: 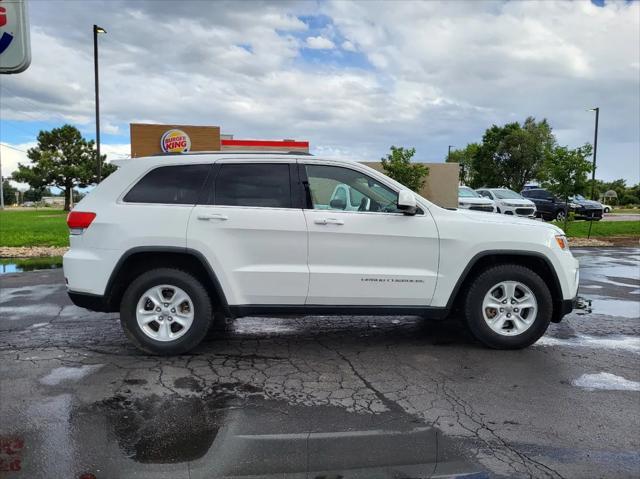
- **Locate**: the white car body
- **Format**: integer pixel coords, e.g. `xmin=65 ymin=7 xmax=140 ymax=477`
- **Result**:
xmin=457 ymin=186 xmax=496 ymax=213
xmin=63 ymin=153 xmax=581 ymax=353
xmin=476 ymin=188 xmax=537 ymax=218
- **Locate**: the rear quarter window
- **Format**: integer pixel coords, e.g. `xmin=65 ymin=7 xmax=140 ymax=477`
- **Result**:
xmin=123 ymin=164 xmax=211 ymax=204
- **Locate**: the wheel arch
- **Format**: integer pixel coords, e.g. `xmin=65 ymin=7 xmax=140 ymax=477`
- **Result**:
xmin=446 ymin=251 xmax=564 ymax=322
xmin=104 ymin=247 xmax=230 ymax=315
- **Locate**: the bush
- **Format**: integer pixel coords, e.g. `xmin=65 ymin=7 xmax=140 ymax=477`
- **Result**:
xmin=620 ymin=194 xmax=639 ymax=206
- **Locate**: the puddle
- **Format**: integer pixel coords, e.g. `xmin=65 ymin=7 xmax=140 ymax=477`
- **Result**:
xmin=0 ymin=257 xmax=63 ymax=274
xmin=97 ymin=393 xmax=229 ymax=463
xmin=40 ymin=365 xmax=104 ymax=386
xmin=589 ymin=297 xmax=640 ymax=318
xmin=76 ymin=390 xmax=483 ymax=477
xmin=573 ymin=373 xmax=640 ymax=392
xmin=536 ymin=334 xmax=640 ymax=353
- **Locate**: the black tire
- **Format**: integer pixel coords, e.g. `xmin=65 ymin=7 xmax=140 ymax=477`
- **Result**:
xmin=120 ymin=268 xmax=212 ymax=355
xmin=463 ymin=264 xmax=552 ymax=349
xmin=555 ymin=209 xmax=566 ymax=221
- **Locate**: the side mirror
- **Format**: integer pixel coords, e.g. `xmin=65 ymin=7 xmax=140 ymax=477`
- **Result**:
xmin=397 ymin=190 xmax=417 ymax=215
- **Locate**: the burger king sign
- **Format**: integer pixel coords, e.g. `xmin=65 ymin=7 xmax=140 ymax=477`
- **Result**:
xmin=160 ymin=129 xmax=191 ymax=154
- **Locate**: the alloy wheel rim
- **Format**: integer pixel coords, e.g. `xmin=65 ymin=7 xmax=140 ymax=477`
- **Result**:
xmin=482 ymin=281 xmax=538 ymax=336
xmin=136 ymin=285 xmax=194 ymax=342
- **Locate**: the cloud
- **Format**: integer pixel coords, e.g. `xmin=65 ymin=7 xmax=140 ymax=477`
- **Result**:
xmin=0 ymin=142 xmax=35 ymax=179
xmin=341 ymin=40 xmax=357 ymax=52
xmin=305 ymin=35 xmax=336 ymax=50
xmin=0 ymin=0 xmax=637 ymax=183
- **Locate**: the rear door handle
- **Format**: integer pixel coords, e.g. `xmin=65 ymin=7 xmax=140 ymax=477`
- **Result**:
xmin=315 ymin=218 xmax=344 ymax=225
xmin=197 ymin=214 xmax=228 ymax=221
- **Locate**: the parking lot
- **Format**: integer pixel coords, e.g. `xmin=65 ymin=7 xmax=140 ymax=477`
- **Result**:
xmin=0 ymin=248 xmax=638 ymax=478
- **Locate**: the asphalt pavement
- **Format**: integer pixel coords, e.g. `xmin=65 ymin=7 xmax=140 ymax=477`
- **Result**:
xmin=0 ymin=248 xmax=639 ymax=478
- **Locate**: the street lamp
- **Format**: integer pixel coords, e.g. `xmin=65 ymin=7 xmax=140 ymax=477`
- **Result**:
xmin=448 ymin=145 xmax=455 ymax=161
xmin=93 ymin=24 xmax=107 ymax=183
xmin=587 ymin=107 xmax=599 ymax=200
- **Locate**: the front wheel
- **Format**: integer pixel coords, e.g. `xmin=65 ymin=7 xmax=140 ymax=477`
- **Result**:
xmin=120 ymin=268 xmax=213 ymax=355
xmin=555 ymin=209 xmax=566 ymax=222
xmin=464 ymin=264 xmax=552 ymax=349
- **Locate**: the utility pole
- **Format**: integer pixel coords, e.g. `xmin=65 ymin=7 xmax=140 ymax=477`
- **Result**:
xmin=93 ymin=25 xmax=107 ymax=183
xmin=589 ymin=107 xmax=599 ymax=201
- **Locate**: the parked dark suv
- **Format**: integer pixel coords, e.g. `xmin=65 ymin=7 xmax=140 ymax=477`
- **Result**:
xmin=521 ymin=188 xmax=602 ymax=221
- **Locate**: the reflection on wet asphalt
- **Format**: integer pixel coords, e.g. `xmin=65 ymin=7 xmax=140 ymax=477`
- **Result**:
xmin=0 ymin=247 xmax=638 ymax=478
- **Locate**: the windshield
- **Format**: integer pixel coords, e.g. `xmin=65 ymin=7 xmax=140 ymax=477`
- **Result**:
xmin=459 ymin=187 xmax=480 ymax=198
xmin=573 ymin=194 xmax=586 ymax=201
xmin=493 ymin=189 xmax=524 ymax=200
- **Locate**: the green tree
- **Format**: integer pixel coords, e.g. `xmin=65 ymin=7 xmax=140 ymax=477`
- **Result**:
xmin=23 ymin=187 xmax=52 ymax=202
xmin=446 ymin=143 xmax=479 ymax=185
xmin=381 ymin=146 xmax=429 ymax=192
xmin=470 ymin=117 xmax=555 ymax=190
xmin=541 ymin=144 xmax=593 ymax=228
xmin=2 ymin=180 xmax=17 ymax=206
xmin=12 ymin=124 xmax=116 ymax=211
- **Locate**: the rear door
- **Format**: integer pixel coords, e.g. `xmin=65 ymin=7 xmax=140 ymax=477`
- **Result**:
xmin=301 ymin=162 xmax=439 ymax=306
xmin=187 ymin=160 xmax=308 ymax=306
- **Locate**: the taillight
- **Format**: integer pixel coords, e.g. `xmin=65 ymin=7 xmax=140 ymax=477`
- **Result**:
xmin=67 ymin=211 xmax=96 ymax=233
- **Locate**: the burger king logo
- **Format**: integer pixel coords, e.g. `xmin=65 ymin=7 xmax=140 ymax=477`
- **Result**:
xmin=160 ymin=129 xmax=191 ymax=153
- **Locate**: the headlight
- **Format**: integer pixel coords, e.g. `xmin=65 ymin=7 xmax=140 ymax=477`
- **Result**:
xmin=504 ymin=202 xmax=519 ymax=207
xmin=555 ymin=235 xmax=568 ymax=250
xmin=568 ymin=202 xmax=580 ymax=209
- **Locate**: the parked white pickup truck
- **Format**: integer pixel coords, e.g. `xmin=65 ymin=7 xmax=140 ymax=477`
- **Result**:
xmin=64 ymin=152 xmax=585 ymax=355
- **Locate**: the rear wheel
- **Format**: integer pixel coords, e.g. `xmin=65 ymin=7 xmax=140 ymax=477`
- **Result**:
xmin=120 ymin=268 xmax=212 ymax=355
xmin=463 ymin=264 xmax=552 ymax=349
xmin=555 ymin=209 xmax=566 ymax=222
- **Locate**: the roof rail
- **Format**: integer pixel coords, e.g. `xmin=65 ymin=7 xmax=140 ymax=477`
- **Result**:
xmin=150 ymin=150 xmax=313 ymax=157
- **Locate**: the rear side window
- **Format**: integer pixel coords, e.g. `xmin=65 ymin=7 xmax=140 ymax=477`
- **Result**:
xmin=214 ymin=163 xmax=291 ymax=208
xmin=123 ymin=164 xmax=210 ymax=204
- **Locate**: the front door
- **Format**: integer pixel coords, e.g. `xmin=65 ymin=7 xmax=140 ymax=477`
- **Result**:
xmin=301 ymin=162 xmax=439 ymax=306
xmin=187 ymin=161 xmax=308 ymax=306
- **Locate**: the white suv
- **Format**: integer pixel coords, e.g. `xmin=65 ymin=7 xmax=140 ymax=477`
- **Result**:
xmin=64 ymin=153 xmax=581 ymax=355
xmin=458 ymin=186 xmax=496 ymax=212
xmin=476 ymin=188 xmax=537 ymax=218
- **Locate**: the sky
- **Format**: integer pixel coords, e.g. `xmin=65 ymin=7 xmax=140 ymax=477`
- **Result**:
xmin=1 ymin=0 xmax=639 ymax=187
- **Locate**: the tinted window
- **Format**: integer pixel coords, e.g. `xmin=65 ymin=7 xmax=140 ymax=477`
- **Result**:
xmin=123 ymin=164 xmax=210 ymax=204
xmin=215 ymin=164 xmax=291 ymax=208
xmin=305 ymin=164 xmax=401 ymax=213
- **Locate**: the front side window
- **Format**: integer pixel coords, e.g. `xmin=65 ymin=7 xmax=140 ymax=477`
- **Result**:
xmin=123 ymin=164 xmax=211 ymax=204
xmin=214 ymin=163 xmax=291 ymax=208
xmin=305 ymin=164 xmax=401 ymax=213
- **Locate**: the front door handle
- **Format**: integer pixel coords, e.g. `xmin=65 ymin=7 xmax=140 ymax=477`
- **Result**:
xmin=197 ymin=214 xmax=228 ymax=221
xmin=315 ymin=218 xmax=344 ymax=225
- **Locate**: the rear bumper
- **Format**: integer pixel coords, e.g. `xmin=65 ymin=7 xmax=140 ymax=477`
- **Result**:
xmin=68 ymin=290 xmax=111 ymax=312
xmin=553 ymin=295 xmax=591 ymax=322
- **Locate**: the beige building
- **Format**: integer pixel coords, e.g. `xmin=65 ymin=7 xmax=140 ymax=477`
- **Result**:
xmin=362 ymin=162 xmax=459 ymax=208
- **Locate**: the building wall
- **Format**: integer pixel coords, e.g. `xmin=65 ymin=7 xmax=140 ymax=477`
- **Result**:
xmin=362 ymin=162 xmax=459 ymax=208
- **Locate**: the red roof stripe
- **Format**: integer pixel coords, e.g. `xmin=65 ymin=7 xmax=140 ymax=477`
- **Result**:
xmin=221 ymin=139 xmax=309 ymax=148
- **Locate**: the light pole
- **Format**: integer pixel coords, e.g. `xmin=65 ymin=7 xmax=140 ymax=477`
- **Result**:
xmin=588 ymin=107 xmax=599 ymax=200
xmin=93 ymin=24 xmax=107 ymax=183
xmin=448 ymin=145 xmax=454 ymax=161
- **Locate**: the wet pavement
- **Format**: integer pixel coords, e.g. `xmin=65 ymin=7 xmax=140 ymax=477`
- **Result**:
xmin=0 ymin=247 xmax=639 ymax=479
